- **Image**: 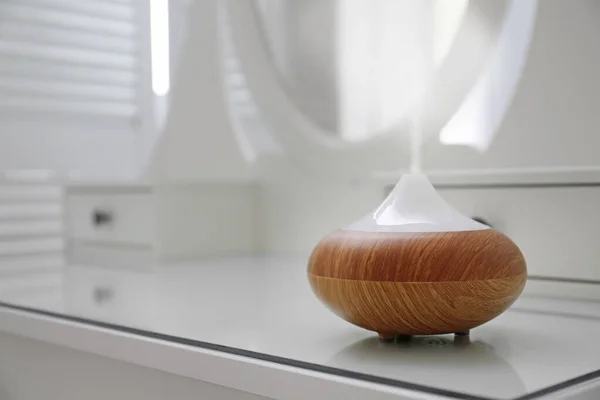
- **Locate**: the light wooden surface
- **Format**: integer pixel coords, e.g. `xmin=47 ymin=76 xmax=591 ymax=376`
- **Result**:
xmin=308 ymin=229 xmax=527 ymax=336
xmin=308 ymin=229 xmax=525 ymax=281
xmin=310 ymin=274 xmax=525 ymax=336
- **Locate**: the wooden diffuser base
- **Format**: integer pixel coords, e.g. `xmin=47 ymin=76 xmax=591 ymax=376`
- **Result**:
xmin=308 ymin=229 xmax=527 ymax=336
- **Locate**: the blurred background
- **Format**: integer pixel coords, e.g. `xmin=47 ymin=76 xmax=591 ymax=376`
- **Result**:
xmin=3 ymin=2 xmax=600 ymax=399
xmin=0 ymin=0 xmax=598 ymax=283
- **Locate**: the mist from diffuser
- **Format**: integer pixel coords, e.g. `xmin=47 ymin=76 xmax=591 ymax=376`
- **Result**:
xmin=344 ymin=174 xmax=488 ymax=233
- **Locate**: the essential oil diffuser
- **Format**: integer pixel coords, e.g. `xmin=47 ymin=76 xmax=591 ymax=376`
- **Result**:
xmin=308 ymin=174 xmax=526 ymax=339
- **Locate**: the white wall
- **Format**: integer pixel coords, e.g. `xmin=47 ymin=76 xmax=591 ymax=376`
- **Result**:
xmin=145 ymin=0 xmax=253 ymax=182
xmin=257 ymin=179 xmax=385 ymax=254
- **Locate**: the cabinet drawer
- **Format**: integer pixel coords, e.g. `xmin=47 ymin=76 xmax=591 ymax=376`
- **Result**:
xmin=66 ymin=192 xmax=156 ymax=246
xmin=438 ymin=186 xmax=600 ymax=281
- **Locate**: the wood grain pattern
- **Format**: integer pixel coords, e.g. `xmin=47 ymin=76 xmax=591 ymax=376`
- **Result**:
xmin=308 ymin=229 xmax=525 ymax=282
xmin=309 ymin=273 xmax=526 ymax=335
xmin=307 ymin=229 xmax=527 ymax=335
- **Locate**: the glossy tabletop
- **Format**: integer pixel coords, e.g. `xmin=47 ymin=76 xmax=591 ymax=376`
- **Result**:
xmin=1 ymin=257 xmax=600 ymax=400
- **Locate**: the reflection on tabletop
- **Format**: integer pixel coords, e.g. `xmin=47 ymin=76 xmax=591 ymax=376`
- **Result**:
xmin=1 ymin=257 xmax=600 ymax=399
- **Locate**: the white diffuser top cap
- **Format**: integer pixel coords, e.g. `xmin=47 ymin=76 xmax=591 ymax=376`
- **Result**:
xmin=344 ymin=174 xmax=489 ymax=233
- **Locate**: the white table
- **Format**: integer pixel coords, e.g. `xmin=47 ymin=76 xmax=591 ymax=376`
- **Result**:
xmin=0 ymin=257 xmax=599 ymax=400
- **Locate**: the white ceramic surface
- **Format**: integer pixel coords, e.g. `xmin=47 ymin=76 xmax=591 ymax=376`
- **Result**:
xmin=0 ymin=257 xmax=599 ymax=399
xmin=345 ymin=173 xmax=488 ymax=232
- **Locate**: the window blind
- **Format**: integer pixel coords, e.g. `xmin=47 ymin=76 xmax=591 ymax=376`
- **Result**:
xmin=0 ymin=0 xmax=147 ymax=119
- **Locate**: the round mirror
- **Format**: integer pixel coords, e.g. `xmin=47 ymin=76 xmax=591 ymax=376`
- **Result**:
xmin=225 ymin=1 xmax=521 ymax=178
xmin=253 ymin=0 xmax=468 ymax=143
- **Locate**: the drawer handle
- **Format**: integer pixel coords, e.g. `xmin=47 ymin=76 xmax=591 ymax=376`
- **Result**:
xmin=92 ymin=209 xmax=114 ymax=227
xmin=93 ymin=286 xmax=114 ymax=304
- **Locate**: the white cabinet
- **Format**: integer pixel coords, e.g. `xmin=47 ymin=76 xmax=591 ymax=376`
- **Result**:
xmin=65 ymin=182 xmax=257 ymax=268
xmin=423 ymin=0 xmax=600 ymax=184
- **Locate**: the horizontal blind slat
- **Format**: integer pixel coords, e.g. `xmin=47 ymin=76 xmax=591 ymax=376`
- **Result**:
xmin=0 ymin=57 xmax=138 ymax=87
xmin=0 ymin=221 xmax=63 ymax=237
xmin=18 ymin=0 xmax=135 ymax=21
xmin=0 ymin=97 xmax=137 ymax=118
xmin=0 ymin=42 xmax=137 ymax=70
xmin=0 ymin=78 xmax=136 ymax=102
xmin=0 ymin=254 xmax=64 ymax=273
xmin=0 ymin=22 xmax=136 ymax=54
xmin=0 ymin=204 xmax=61 ymax=219
xmin=0 ymin=186 xmax=62 ymax=202
xmin=0 ymin=3 xmax=136 ymax=37
xmin=98 ymin=0 xmax=135 ymax=5
xmin=0 ymin=238 xmax=64 ymax=256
